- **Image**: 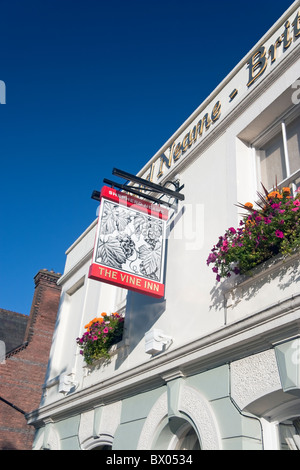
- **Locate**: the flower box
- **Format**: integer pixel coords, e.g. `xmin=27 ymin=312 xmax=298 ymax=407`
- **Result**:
xmin=76 ymin=312 xmax=124 ymax=365
xmin=207 ymin=185 xmax=300 ymax=282
xmin=221 ymin=250 xmax=300 ymax=323
xmin=207 ymin=184 xmax=300 ymax=323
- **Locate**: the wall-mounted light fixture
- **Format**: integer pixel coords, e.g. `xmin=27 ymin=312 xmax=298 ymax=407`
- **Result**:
xmin=58 ymin=373 xmax=78 ymax=395
xmin=145 ymin=329 xmax=173 ymax=355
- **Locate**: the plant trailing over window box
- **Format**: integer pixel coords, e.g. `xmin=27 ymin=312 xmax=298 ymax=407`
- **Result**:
xmin=76 ymin=312 xmax=124 ymax=364
xmin=207 ymin=185 xmax=300 ymax=282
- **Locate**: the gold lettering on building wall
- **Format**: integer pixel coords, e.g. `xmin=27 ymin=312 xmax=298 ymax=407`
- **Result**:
xmin=247 ymin=47 xmax=268 ymax=87
xmin=156 ymin=100 xmax=222 ymax=179
xmin=247 ymin=10 xmax=300 ymax=87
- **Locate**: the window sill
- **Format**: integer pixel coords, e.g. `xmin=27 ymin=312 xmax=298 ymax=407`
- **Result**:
xmin=221 ymin=250 xmax=300 ymax=324
xmin=83 ymin=338 xmax=127 ymax=374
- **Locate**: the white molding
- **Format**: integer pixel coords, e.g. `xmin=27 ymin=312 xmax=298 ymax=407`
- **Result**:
xmin=57 ymin=249 xmax=92 ymax=286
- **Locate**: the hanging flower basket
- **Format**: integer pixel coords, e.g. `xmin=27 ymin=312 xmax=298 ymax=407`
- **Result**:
xmin=76 ymin=312 xmax=124 ymax=365
xmin=207 ymin=184 xmax=300 ymax=282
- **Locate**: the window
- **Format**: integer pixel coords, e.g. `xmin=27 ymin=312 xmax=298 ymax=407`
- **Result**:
xmin=254 ymin=109 xmax=300 ymax=193
xmin=278 ymin=417 xmax=300 ymax=450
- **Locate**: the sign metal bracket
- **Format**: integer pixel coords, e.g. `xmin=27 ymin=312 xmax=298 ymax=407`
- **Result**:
xmin=91 ymin=168 xmax=184 ymax=209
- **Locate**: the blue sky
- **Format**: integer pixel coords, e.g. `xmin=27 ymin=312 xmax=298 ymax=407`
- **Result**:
xmin=0 ymin=0 xmax=295 ymax=315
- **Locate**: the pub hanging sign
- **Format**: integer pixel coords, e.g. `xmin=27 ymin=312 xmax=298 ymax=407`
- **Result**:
xmin=88 ymin=186 xmax=168 ymax=298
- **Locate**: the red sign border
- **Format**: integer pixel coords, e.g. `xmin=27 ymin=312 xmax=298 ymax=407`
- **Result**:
xmin=89 ymin=263 xmax=164 ymax=298
xmin=88 ymin=186 xmax=167 ymax=298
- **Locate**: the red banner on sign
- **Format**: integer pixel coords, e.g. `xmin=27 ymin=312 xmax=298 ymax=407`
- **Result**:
xmin=99 ymin=186 xmax=169 ymax=220
xmin=88 ymin=186 xmax=168 ymax=298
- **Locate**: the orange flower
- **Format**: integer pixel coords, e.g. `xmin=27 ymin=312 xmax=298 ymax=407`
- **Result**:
xmin=245 ymin=219 xmax=255 ymax=227
xmin=85 ymin=317 xmax=104 ymax=331
xmin=244 ymin=202 xmax=253 ymax=210
xmin=267 ymin=191 xmax=282 ymax=199
xmin=101 ymin=312 xmax=107 ymax=317
xmin=84 ymin=320 xmax=93 ymax=329
xmin=282 ymin=187 xmax=291 ymax=195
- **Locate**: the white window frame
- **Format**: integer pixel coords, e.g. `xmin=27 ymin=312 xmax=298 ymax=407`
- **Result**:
xmin=251 ymin=105 xmax=300 ymax=194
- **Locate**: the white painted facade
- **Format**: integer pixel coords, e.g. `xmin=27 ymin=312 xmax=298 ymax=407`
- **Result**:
xmin=27 ymin=1 xmax=300 ymax=450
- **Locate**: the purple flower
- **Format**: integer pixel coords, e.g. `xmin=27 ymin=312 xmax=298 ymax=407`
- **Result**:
xmin=264 ymin=218 xmax=272 ymax=224
xmin=221 ymin=240 xmax=229 ymax=252
xmin=228 ymin=227 xmax=236 ymax=234
xmin=275 ymin=230 xmax=284 ymax=239
xmin=207 ymin=253 xmax=217 ymax=265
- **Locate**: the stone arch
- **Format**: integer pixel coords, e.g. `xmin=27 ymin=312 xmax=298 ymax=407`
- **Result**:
xmin=178 ymin=383 xmax=221 ymax=450
xmin=137 ymin=391 xmax=168 ymax=449
xmin=81 ymin=434 xmax=113 ymax=450
xmin=79 ymin=402 xmax=122 ymax=450
xmin=137 ymin=384 xmax=221 ymax=450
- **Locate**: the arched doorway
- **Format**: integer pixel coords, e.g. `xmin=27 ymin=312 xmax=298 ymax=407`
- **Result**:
xmin=152 ymin=417 xmax=201 ymax=450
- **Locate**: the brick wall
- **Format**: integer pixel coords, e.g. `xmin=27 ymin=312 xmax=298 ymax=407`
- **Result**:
xmin=0 ymin=269 xmax=61 ymax=450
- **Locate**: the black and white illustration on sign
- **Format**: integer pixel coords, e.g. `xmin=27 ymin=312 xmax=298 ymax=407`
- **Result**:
xmin=95 ymin=200 xmax=166 ymax=282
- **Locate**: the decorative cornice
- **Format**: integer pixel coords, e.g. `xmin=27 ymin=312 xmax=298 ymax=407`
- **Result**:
xmin=5 ymin=341 xmax=29 ymax=359
xmin=34 ymin=269 xmax=61 ymax=288
xmin=57 ymin=249 xmax=93 ymax=286
xmin=160 ymin=369 xmax=185 ymax=382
